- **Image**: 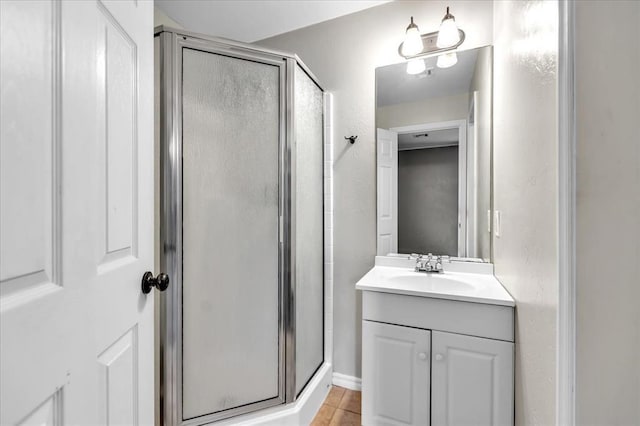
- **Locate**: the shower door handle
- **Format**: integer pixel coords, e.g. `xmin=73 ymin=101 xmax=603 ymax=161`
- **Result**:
xmin=141 ymin=271 xmax=170 ymax=294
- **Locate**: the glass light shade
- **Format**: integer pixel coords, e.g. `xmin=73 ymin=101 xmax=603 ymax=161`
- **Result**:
xmin=401 ymin=24 xmax=424 ymax=56
xmin=406 ymin=58 xmax=426 ymax=75
xmin=437 ymin=17 xmax=460 ymax=48
xmin=436 ymin=52 xmax=458 ymax=69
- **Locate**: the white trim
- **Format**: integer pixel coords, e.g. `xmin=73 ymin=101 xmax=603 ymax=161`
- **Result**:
xmin=389 ymin=120 xmax=468 ymax=258
xmin=557 ymin=1 xmax=576 ymax=425
xmin=467 ymin=92 xmax=479 ymax=258
xmin=398 ymin=142 xmax=458 ymax=151
xmin=323 ymin=92 xmax=334 ymax=366
xmin=218 ymin=363 xmax=333 ymax=426
xmin=332 ymin=372 xmax=362 ymax=391
xmin=389 ymin=120 xmax=466 ymax=134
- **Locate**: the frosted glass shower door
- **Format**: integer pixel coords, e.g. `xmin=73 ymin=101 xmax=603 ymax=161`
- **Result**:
xmin=294 ymin=65 xmax=325 ymax=396
xmin=181 ymin=48 xmax=283 ymax=420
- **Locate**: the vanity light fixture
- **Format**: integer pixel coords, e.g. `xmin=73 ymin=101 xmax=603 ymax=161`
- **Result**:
xmin=437 ymin=52 xmax=458 ymax=68
xmin=397 ymin=7 xmax=465 ymax=75
xmin=406 ymin=58 xmax=426 ymax=75
xmin=401 ymin=17 xmax=424 ymax=57
xmin=436 ymin=7 xmax=461 ymax=48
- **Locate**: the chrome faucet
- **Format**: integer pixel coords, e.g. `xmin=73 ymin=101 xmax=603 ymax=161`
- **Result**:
xmin=410 ymin=253 xmax=447 ymax=273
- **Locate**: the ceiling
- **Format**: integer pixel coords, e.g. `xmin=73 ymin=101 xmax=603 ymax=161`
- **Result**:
xmin=398 ymin=128 xmax=459 ymax=151
xmin=155 ymin=0 xmax=389 ymax=43
xmin=376 ymin=48 xmax=479 ymax=107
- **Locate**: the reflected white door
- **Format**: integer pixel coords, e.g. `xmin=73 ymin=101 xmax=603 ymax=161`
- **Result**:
xmin=0 ymin=1 xmax=154 ymax=424
xmin=376 ymin=128 xmax=398 ymax=255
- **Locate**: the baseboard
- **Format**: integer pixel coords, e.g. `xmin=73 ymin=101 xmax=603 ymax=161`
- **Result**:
xmin=332 ymin=372 xmax=361 ymax=391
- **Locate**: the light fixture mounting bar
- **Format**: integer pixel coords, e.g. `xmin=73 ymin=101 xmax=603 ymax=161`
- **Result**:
xmin=398 ymin=29 xmax=466 ymax=59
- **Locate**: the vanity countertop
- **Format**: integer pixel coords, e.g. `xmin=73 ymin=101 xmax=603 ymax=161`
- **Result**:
xmin=355 ymin=262 xmax=515 ymax=307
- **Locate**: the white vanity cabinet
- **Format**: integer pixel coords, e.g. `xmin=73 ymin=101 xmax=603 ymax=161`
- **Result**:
xmin=431 ymin=331 xmax=514 ymax=426
xmin=362 ymin=321 xmax=431 ymax=425
xmin=358 ymin=265 xmax=515 ymax=426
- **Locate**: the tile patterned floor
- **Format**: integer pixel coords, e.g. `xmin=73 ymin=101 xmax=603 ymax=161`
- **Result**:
xmin=311 ymin=386 xmax=361 ymax=426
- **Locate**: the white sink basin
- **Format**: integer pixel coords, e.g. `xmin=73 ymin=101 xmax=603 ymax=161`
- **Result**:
xmin=355 ymin=263 xmax=514 ymax=306
xmin=387 ymin=273 xmax=477 ymax=293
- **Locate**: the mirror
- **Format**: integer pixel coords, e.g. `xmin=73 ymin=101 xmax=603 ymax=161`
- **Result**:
xmin=375 ymin=46 xmax=492 ymax=262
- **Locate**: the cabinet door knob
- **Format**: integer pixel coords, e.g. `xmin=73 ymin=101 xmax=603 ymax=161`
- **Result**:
xmin=435 ymin=354 xmax=444 ymax=361
xmin=418 ymin=352 xmax=428 ymax=361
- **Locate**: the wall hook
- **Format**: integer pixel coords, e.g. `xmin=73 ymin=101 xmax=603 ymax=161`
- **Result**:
xmin=345 ymin=135 xmax=358 ymax=144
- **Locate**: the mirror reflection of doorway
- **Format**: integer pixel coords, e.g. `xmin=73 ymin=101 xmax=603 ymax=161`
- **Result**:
xmin=397 ymin=128 xmax=460 ymax=256
xmin=376 ymin=120 xmax=467 ymax=257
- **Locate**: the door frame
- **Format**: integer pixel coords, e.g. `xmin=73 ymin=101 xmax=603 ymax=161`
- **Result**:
xmin=389 ymin=119 xmax=468 ymax=257
xmin=467 ymin=92 xmax=479 ymax=258
xmin=557 ymin=0 xmax=576 ymax=424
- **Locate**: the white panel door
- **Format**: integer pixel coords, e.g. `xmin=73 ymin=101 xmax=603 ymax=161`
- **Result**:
xmin=431 ymin=331 xmax=514 ymax=426
xmin=376 ymin=128 xmax=398 ymax=255
xmin=362 ymin=321 xmax=430 ymax=426
xmin=0 ymin=1 xmax=154 ymax=425
xmin=93 ymin=1 xmax=154 ymax=424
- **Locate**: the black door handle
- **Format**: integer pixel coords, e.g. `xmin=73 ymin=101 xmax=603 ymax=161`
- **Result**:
xmin=141 ymin=271 xmax=170 ymax=294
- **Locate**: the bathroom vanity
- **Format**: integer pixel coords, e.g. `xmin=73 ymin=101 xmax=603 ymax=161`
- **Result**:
xmin=368 ymin=44 xmax=513 ymax=425
xmin=356 ymin=256 xmax=514 ymax=426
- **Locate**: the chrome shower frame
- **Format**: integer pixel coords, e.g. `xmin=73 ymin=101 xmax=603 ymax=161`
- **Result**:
xmin=155 ymin=27 xmax=325 ymax=426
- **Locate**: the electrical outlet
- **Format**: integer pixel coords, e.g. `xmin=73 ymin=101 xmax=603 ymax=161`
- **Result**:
xmin=494 ymin=210 xmax=501 ymax=238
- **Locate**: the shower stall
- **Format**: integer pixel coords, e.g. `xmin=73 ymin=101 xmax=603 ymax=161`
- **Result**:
xmin=155 ymin=27 xmax=326 ymax=425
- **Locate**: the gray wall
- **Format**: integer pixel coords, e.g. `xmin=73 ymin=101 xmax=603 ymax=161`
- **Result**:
xmin=376 ymin=93 xmax=469 ymax=129
xmin=258 ymin=0 xmax=493 ymax=380
xmin=575 ymin=2 xmax=640 ymax=424
xmin=492 ymin=1 xmax=558 ymax=425
xmin=397 ymin=147 xmax=459 ymax=256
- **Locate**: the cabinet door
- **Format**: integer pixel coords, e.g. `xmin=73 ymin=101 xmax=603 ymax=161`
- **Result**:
xmin=431 ymin=331 xmax=514 ymax=426
xmin=362 ymin=321 xmax=431 ymax=426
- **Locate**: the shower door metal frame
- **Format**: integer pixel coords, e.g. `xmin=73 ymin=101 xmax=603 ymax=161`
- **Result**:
xmin=158 ymin=29 xmax=289 ymax=426
xmin=287 ymin=60 xmax=327 ymax=400
xmin=156 ymin=26 xmax=326 ymax=426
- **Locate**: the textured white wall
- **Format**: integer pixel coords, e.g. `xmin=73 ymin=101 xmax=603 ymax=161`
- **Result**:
xmin=259 ymin=0 xmax=493 ymax=379
xmin=492 ymin=1 xmax=558 ymax=425
xmin=575 ymin=2 xmax=640 ymax=424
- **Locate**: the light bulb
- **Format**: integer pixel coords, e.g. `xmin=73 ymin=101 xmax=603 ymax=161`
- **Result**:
xmin=436 ymin=52 xmax=457 ymax=69
xmin=436 ymin=7 xmax=460 ymax=48
xmin=401 ymin=17 xmax=424 ymax=57
xmin=406 ymin=58 xmax=426 ymax=75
